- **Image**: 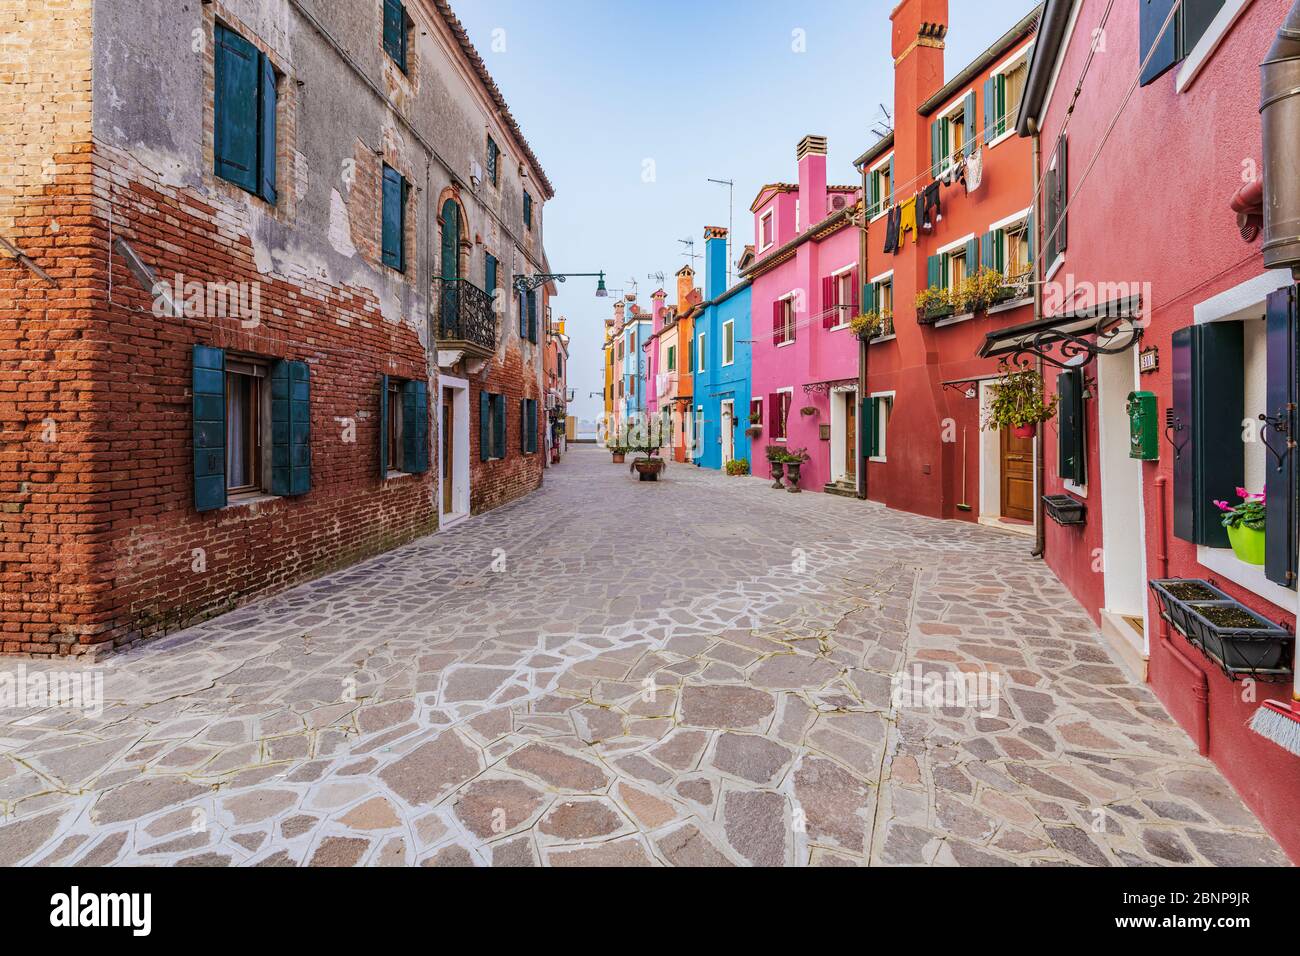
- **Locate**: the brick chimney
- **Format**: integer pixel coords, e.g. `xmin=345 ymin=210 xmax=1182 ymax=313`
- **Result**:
xmin=891 ymin=0 xmax=947 ymax=201
xmin=675 ymin=265 xmax=696 ymax=309
xmin=796 ymin=135 xmax=828 ymax=231
xmin=703 ymin=226 xmax=727 ymax=300
xmin=613 ymin=300 xmax=625 ymax=327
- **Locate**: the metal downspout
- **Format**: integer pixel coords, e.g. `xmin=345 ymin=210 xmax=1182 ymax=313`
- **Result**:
xmin=1261 ymin=0 xmax=1300 ymax=280
xmin=1029 ymin=118 xmax=1046 ymax=559
xmin=857 ymin=164 xmax=870 ymax=501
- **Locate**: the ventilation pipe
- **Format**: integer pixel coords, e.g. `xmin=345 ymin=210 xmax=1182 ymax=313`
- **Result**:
xmin=1261 ymin=1 xmax=1300 ymax=279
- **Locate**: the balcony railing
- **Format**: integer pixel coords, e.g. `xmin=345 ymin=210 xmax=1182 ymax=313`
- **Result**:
xmin=435 ymin=277 xmax=496 ymax=355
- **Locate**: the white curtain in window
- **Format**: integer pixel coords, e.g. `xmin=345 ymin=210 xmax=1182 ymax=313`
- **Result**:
xmin=227 ymin=375 xmax=249 ymax=488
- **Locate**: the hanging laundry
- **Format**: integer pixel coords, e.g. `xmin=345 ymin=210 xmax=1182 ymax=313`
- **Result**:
xmin=965 ymin=147 xmax=984 ymax=193
xmin=898 ymin=196 xmax=918 ymax=248
xmin=920 ymin=181 xmax=942 ymax=231
xmin=882 ymin=204 xmax=901 ymax=255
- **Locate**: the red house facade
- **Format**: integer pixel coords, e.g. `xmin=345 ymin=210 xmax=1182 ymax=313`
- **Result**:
xmin=1018 ymin=0 xmax=1300 ymax=861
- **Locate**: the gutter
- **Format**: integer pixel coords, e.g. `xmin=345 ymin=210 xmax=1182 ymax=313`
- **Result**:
xmin=1029 ymin=118 xmax=1047 ymax=560
xmin=1016 ymin=0 xmax=1074 ymax=137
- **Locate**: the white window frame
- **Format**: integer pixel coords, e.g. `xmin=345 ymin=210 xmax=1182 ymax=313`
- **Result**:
xmin=829 ymin=263 xmax=855 ymax=330
xmin=1176 ymin=0 xmax=1254 ymax=93
xmin=722 ymin=319 xmax=735 ymax=366
xmin=697 ymin=331 xmax=707 ymax=372
xmin=868 ymin=153 xmax=893 ymax=222
xmin=774 ymin=386 xmax=793 ymax=443
xmin=987 ymin=40 xmax=1035 ymax=150
xmin=936 ymin=92 xmax=973 ymax=174
xmin=868 ymin=390 xmax=895 ymax=463
xmin=759 ymin=208 xmax=775 ymax=252
xmin=776 ymin=291 xmax=798 ymax=348
xmin=868 ymin=269 xmax=896 ymax=341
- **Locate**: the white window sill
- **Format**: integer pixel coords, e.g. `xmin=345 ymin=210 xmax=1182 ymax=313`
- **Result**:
xmin=1044 ymin=254 xmax=1066 ymax=283
xmin=1176 ymin=0 xmax=1253 ymax=93
xmin=869 ymin=333 xmax=896 ymax=344
xmin=776 ymin=340 xmax=794 ymax=348
xmin=224 ymin=491 xmax=279 ymax=510
xmin=869 ymin=456 xmax=887 ymax=464
xmin=934 ymin=312 xmax=975 ymax=328
xmin=829 ymin=323 xmax=850 ymax=332
xmin=987 ymin=296 xmax=1033 ymax=315
xmin=986 ymin=128 xmax=1016 ymax=150
xmin=1063 ymin=480 xmax=1086 ymax=498
xmin=722 ymin=360 xmax=734 ymax=367
xmin=870 ymin=210 xmax=889 ymax=224
xmin=1196 ymin=544 xmax=1295 ymax=611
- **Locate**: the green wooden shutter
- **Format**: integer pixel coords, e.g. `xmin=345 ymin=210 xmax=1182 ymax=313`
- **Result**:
xmin=519 ymin=291 xmax=527 ymax=338
xmin=926 ymin=255 xmax=941 ymax=291
xmin=1139 ymin=0 xmax=1180 ymax=87
xmin=485 ymin=253 xmax=497 ymax=292
xmin=1172 ymin=323 xmax=1243 ymax=547
xmin=887 ymin=156 xmax=895 ymax=205
xmin=527 ymin=290 xmax=538 ymax=343
xmin=271 ymin=359 xmax=310 ymax=496
xmin=493 ymin=394 xmax=507 ymax=459
xmin=980 ymin=231 xmax=996 ymax=271
xmin=865 ymin=397 xmax=879 ymax=458
xmin=963 ymin=92 xmax=977 ymax=157
xmin=529 ymin=400 xmax=539 ymax=453
xmin=193 ymin=345 xmax=227 ymax=512
xmin=862 ymin=281 xmax=876 ymax=315
xmin=983 ymin=76 xmax=997 ymax=142
xmin=383 ymin=0 xmax=407 ymax=72
xmin=1056 ymin=135 xmax=1068 ymax=253
xmin=965 ymin=237 xmax=979 ymax=275
xmin=930 ymin=121 xmax=942 ymax=178
xmin=258 ymin=54 xmax=277 ymax=203
xmin=1057 ymin=370 xmax=1085 ymax=484
xmin=402 ymin=378 xmax=428 ymax=474
xmin=1265 ymin=286 xmax=1297 ymax=587
xmin=479 ymin=391 xmax=491 ymax=461
xmin=214 ymin=25 xmax=259 ymax=194
xmin=520 ymin=398 xmax=529 ymax=453
xmin=382 ymin=165 xmax=404 ymax=271
xmin=379 ymin=374 xmax=390 ymax=476
xmin=1026 ymin=210 xmax=1035 ymax=266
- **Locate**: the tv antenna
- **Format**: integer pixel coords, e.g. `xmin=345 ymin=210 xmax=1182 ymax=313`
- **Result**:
xmin=678 ymin=238 xmax=702 ymax=270
xmin=647 ymin=270 xmax=665 ymax=290
xmin=870 ymin=103 xmax=893 ymax=140
xmin=708 ymin=177 xmax=735 ymax=288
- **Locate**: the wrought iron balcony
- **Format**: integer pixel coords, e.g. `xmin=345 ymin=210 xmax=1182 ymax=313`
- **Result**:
xmin=435 ymin=277 xmax=496 ymax=358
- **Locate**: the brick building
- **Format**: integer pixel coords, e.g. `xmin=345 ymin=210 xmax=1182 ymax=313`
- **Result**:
xmin=1 ymin=0 xmax=552 ymax=656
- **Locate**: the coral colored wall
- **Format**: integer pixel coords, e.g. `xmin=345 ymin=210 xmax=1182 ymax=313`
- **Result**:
xmin=1035 ymin=0 xmax=1300 ymax=862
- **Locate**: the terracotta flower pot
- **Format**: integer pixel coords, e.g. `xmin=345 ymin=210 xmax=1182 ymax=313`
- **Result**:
xmin=1011 ymin=424 xmax=1036 ymax=439
xmin=611 ymin=452 xmax=625 ymax=463
xmin=770 ymin=460 xmax=786 ymax=489
xmin=632 ymin=457 xmax=665 ymax=481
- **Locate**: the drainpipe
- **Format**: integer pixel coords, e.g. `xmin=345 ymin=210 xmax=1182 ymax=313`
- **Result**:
xmin=1261 ymin=0 xmax=1300 ymax=281
xmin=1029 ymin=119 xmax=1047 ymax=558
xmin=1154 ymin=475 xmax=1211 ymax=755
xmin=857 ymin=162 xmax=870 ymax=501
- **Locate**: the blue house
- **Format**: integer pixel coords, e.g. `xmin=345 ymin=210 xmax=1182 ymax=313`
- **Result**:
xmin=619 ymin=302 xmax=651 ymax=427
xmin=692 ymin=227 xmax=753 ymax=471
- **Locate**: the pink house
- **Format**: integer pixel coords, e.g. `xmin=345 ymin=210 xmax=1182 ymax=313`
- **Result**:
xmin=745 ymin=136 xmax=864 ymax=492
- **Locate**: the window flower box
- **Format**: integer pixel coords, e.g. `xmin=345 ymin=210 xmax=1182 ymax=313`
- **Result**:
xmin=1042 ymin=494 xmax=1085 ymax=526
xmin=1149 ymin=578 xmax=1294 ymax=678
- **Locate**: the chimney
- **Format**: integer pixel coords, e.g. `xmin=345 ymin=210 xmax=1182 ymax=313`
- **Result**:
xmin=891 ymin=0 xmax=948 ymax=197
xmin=613 ymin=300 xmax=625 ymax=327
xmin=797 ymin=135 xmax=828 ymax=232
xmin=675 ymin=265 xmax=696 ymax=308
xmin=704 ymin=226 xmax=728 ymax=300
xmin=651 ymin=288 xmax=667 ymax=327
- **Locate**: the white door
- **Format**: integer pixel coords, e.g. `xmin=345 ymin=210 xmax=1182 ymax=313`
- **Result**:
xmin=1098 ymin=350 xmax=1146 ymax=616
xmin=721 ymin=400 xmax=734 ymax=463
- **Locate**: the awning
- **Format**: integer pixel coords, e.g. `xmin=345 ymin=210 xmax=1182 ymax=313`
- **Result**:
xmin=977 ymin=295 xmax=1143 ymax=368
xmin=802 ymin=377 xmax=857 ymax=395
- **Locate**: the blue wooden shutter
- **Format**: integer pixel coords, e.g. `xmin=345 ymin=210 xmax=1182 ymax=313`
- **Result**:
xmin=981 ymin=231 xmax=996 ymax=271
xmin=520 ymin=398 xmax=529 ymax=453
xmin=965 ymin=237 xmax=979 ymax=275
xmin=926 ymin=254 xmax=941 ymax=291
xmin=271 ymin=359 xmax=310 ymax=496
xmin=383 ymin=0 xmax=407 ymax=72
xmin=485 ymin=253 xmax=497 ymax=293
xmin=527 ymin=289 xmax=538 ymax=342
xmin=524 ymin=191 xmax=532 ymax=228
xmin=1056 ymin=135 xmax=1068 ymax=253
xmin=379 ymin=374 xmax=390 ymax=476
xmin=479 ymin=391 xmax=491 ymax=461
xmin=887 ymin=156 xmax=895 ymax=205
xmin=930 ymin=121 xmax=942 ymax=178
xmin=1057 ymin=370 xmax=1085 ymax=484
xmin=983 ymin=76 xmax=997 ymax=142
xmin=258 ymin=54 xmax=277 ymax=203
xmin=214 ymin=25 xmax=259 ymax=194
xmin=493 ymin=394 xmax=507 ymax=459
xmin=193 ymin=345 xmax=227 ymax=512
xmin=963 ymin=92 xmax=977 ymax=157
xmin=382 ymin=165 xmax=404 ymax=271
xmin=402 ymin=378 xmax=429 ymax=474
xmin=1265 ymin=286 xmax=1297 ymax=587
xmin=1026 ymin=210 xmax=1035 ymax=266
xmin=519 ymin=291 xmax=528 ymax=338
xmin=1139 ymin=0 xmax=1180 ymax=86
xmin=530 ymin=400 xmax=539 ymax=453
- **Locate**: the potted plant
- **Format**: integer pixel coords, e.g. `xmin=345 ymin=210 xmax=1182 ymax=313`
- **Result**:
xmin=609 ymin=445 xmax=627 ymax=464
xmin=954 ymin=267 xmax=1009 ymax=314
xmin=850 ymin=309 xmax=891 ymax=341
xmin=628 ymin=417 xmax=670 ymax=481
xmin=982 ymin=362 xmax=1059 ymax=438
xmin=781 ymin=448 xmax=809 ymax=492
xmin=915 ymin=286 xmax=953 ymax=323
xmin=725 ymin=458 xmax=750 ymax=476
xmin=765 ymin=445 xmax=786 ymax=489
xmin=1149 ymin=578 xmax=1291 ymax=673
xmin=1214 ymin=488 xmax=1266 ymax=565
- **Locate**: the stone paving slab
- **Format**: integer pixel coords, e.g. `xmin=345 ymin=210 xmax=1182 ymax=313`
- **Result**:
xmin=0 ymin=447 xmax=1290 ymax=866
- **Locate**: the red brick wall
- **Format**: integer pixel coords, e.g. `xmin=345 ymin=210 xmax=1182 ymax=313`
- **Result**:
xmin=470 ymin=341 xmax=544 ymax=515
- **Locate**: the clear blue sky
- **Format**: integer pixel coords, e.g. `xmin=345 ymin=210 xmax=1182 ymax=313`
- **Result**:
xmin=453 ymin=0 xmax=1040 ymax=423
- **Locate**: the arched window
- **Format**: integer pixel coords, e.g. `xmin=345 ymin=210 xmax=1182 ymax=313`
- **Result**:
xmin=440 ymin=199 xmax=461 ymax=281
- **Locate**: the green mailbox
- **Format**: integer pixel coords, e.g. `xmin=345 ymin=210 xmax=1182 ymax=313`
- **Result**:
xmin=1127 ymin=390 xmax=1158 ymax=460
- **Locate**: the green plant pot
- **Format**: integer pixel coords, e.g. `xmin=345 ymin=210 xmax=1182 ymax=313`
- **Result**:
xmin=1226 ymin=525 xmax=1265 ymax=566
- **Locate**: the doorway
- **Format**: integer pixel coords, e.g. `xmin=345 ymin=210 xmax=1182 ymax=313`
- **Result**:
xmin=844 ymin=394 xmax=857 ymax=480
xmin=999 ymin=426 xmax=1034 ymax=521
xmin=720 ymin=400 xmax=734 ymax=464
xmin=1098 ymin=350 xmax=1146 ymax=617
xmin=438 ymin=375 xmax=470 ymax=526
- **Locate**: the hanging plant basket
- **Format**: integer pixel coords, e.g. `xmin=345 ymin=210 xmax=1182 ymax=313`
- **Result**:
xmin=1011 ymin=423 xmax=1036 ymax=439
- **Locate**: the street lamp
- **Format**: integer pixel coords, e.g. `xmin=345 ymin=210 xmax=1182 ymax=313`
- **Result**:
xmin=513 ymin=271 xmax=608 ymax=298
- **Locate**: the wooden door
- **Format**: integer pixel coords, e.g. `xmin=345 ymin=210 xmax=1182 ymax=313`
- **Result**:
xmin=441 ymin=396 xmax=453 ymax=513
xmin=845 ymin=395 xmax=857 ymax=479
xmin=1000 ymin=427 xmax=1034 ymax=520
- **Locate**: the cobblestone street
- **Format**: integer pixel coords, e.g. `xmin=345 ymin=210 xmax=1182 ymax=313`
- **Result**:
xmin=0 ymin=446 xmax=1289 ymax=866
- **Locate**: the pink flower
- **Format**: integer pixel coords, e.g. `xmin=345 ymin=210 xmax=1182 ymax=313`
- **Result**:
xmin=1213 ymin=500 xmax=1233 ymax=512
